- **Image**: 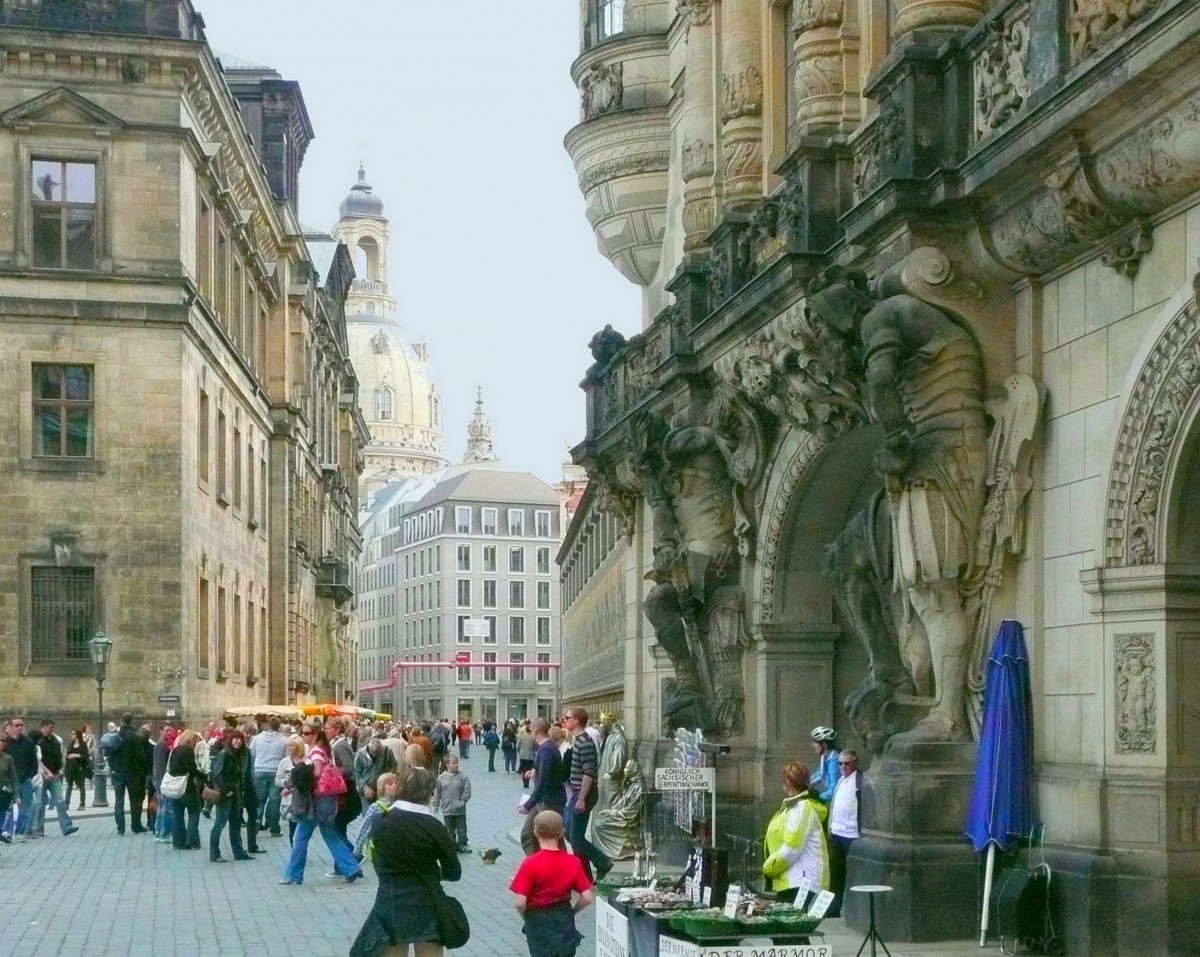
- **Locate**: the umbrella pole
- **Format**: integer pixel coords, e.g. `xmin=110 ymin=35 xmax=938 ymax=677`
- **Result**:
xmin=980 ymin=844 xmax=996 ymax=947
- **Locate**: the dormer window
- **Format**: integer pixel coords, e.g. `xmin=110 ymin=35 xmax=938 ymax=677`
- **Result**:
xmin=371 ymin=331 xmax=389 ymax=354
xmin=377 ymin=386 xmax=393 ymax=421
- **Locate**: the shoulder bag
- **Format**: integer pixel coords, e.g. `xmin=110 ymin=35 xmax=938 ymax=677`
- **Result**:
xmin=315 ymin=760 xmax=347 ymax=797
xmin=424 ymin=873 xmax=470 ymax=949
xmin=159 ymin=770 xmax=188 ymax=800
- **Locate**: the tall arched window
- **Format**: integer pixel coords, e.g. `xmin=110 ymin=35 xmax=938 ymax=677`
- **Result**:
xmin=376 ymin=386 xmax=393 ymax=421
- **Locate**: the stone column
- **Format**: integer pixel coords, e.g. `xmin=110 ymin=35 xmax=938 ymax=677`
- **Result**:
xmin=893 ymin=0 xmax=984 ymax=39
xmin=720 ymin=0 xmax=764 ymax=211
xmin=679 ymin=0 xmax=716 ymax=251
xmin=792 ymin=0 xmax=861 ymax=136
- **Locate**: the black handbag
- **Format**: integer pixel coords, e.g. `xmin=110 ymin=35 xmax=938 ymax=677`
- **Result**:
xmin=426 ymin=876 xmax=470 ymax=949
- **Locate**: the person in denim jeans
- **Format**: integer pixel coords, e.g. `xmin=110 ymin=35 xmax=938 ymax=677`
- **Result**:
xmin=31 ymin=721 xmax=78 ymax=838
xmin=152 ymin=727 xmax=178 ymax=842
xmin=5 ymin=719 xmax=39 ymax=838
xmin=249 ymin=717 xmax=287 ymax=837
xmin=278 ymin=724 xmax=363 ymax=886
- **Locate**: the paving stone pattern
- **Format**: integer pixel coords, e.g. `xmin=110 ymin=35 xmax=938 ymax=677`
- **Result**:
xmin=0 ymin=761 xmax=592 ymax=957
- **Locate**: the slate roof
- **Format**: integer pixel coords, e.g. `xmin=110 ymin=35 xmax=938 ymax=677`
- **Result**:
xmin=411 ymin=467 xmax=558 ymax=510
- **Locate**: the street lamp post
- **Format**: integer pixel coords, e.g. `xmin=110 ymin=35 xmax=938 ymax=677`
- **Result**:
xmin=89 ymin=630 xmax=113 ymax=808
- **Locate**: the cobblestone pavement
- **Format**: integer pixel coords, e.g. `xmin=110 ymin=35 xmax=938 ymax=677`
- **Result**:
xmin=0 ymin=756 xmax=593 ymax=957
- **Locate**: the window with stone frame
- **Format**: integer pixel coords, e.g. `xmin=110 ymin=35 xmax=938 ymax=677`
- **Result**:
xmin=377 ymin=386 xmax=393 ymax=421
xmin=509 ymin=580 xmax=525 ymax=609
xmin=31 ymin=159 xmax=96 ymax=269
xmin=535 ymin=510 xmax=552 ymax=538
xmin=537 ymin=652 xmax=551 ymax=683
xmin=598 ymin=0 xmax=625 ymax=40
xmin=30 ymin=566 xmax=95 ymax=663
xmin=536 ymin=616 xmax=551 ymax=645
xmin=536 ymin=581 xmax=551 ymax=610
xmin=536 ymin=546 xmax=552 ymax=575
xmin=509 ymin=616 xmax=526 ymax=645
xmin=483 ymin=545 xmax=497 ymax=572
xmin=483 ymin=615 xmax=498 ymax=644
xmin=509 ymin=546 xmax=525 ymax=574
xmin=33 ymin=363 xmax=94 ymax=458
xmin=482 ymin=508 xmax=498 ymax=536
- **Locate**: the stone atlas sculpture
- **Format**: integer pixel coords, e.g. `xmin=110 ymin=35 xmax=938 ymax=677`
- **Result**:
xmin=631 ymin=249 xmax=1040 ymax=751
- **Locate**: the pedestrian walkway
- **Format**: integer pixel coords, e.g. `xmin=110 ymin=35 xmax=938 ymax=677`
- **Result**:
xmin=3 ymin=763 xmax=990 ymax=957
xmin=0 ymin=756 xmax=587 ymax=957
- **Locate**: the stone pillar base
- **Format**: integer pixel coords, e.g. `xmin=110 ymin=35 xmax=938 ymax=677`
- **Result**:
xmin=844 ymin=739 xmax=979 ymax=941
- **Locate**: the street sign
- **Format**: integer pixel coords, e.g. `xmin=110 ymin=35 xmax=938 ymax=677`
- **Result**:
xmin=463 ymin=619 xmax=490 ymax=638
xmin=455 ymin=651 xmax=471 ymax=665
xmin=653 ymin=766 xmax=716 ymax=792
xmin=158 ymin=694 xmax=181 ymax=703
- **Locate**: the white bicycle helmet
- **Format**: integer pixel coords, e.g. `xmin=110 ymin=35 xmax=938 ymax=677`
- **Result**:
xmin=809 ymin=726 xmax=837 ymax=743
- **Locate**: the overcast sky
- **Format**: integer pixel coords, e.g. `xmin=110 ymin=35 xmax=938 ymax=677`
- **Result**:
xmin=197 ymin=0 xmax=641 ymax=484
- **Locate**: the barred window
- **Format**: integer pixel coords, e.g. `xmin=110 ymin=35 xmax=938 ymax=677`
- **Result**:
xmin=33 ymin=364 xmax=94 ymax=458
xmin=31 ymin=566 xmax=95 ymax=663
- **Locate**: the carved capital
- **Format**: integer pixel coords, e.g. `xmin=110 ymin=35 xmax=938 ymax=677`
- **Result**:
xmin=893 ymin=0 xmax=985 ymax=37
xmin=721 ymin=66 xmax=764 ymax=124
xmin=792 ymin=0 xmax=844 ymax=33
xmin=681 ymin=139 xmax=715 ymax=182
xmin=1100 ymin=225 xmax=1154 ymax=278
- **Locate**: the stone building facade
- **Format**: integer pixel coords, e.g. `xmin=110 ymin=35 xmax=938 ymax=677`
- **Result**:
xmin=0 ymin=1 xmax=365 ymax=725
xmin=565 ymin=0 xmax=1200 ymax=953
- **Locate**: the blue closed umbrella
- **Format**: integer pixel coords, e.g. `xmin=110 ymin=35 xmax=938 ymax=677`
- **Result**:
xmin=965 ymin=619 xmax=1033 ymax=947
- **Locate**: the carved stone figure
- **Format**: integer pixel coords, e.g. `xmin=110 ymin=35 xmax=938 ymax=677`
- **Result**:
xmin=802 ymin=264 xmax=1040 ymax=749
xmin=637 ymin=390 xmax=764 ymax=735
xmin=974 ymin=14 xmax=1030 ymax=140
xmin=1116 ymin=633 xmax=1156 ymax=753
xmin=588 ymin=759 xmax=647 ymax=861
xmin=589 ymin=713 xmax=630 ymax=826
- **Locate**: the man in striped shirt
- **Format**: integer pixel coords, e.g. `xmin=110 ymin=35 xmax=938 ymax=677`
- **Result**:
xmin=562 ymin=707 xmax=613 ymax=882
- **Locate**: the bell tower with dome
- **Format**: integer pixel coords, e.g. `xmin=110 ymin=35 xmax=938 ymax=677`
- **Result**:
xmin=333 ymin=165 xmax=448 ymax=499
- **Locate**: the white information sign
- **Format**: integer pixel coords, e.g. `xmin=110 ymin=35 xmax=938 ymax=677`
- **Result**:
xmin=655 ymin=766 xmax=716 ymax=792
xmin=463 ymin=619 xmax=491 ymax=637
xmin=596 ymin=899 xmax=630 ymax=957
xmin=792 ymin=877 xmax=813 ymax=909
xmin=660 ymin=936 xmax=701 ymax=957
xmin=806 ymin=890 xmax=836 ymax=920
xmin=723 ymin=883 xmax=742 ymax=918
xmin=697 ymin=947 xmax=831 ymax=957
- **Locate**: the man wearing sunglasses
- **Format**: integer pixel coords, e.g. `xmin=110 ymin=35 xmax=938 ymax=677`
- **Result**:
xmin=6 ymin=719 xmax=37 ymax=839
xmin=827 ymin=750 xmax=862 ymax=917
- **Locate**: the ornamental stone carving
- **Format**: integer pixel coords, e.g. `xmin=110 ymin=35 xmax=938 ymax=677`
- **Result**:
xmin=893 ymin=0 xmax=985 ymax=38
xmin=793 ymin=0 xmax=844 ymax=32
xmin=1069 ymin=0 xmax=1164 ymax=66
xmin=582 ymin=62 xmax=624 ymax=119
xmin=578 ymin=150 xmax=672 ymax=193
xmin=677 ymin=0 xmax=712 ymax=27
xmin=974 ymin=9 xmax=1030 ymax=142
xmin=791 ymin=0 xmax=858 ymax=135
xmin=1105 ymin=295 xmax=1200 ymax=565
xmin=681 ymin=139 xmax=715 ymax=182
xmin=721 ymin=66 xmax=764 ymax=123
xmin=1100 ymin=225 xmax=1154 ymax=278
xmin=1116 ymin=633 xmax=1156 ymax=753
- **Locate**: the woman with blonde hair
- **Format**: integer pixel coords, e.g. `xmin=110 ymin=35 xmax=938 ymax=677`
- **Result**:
xmin=762 ymin=761 xmax=829 ymax=902
xmin=168 ymin=729 xmax=205 ymax=850
xmin=275 ymin=735 xmax=305 ymax=845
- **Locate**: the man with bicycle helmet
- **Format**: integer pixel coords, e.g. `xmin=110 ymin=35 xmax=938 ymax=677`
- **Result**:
xmin=809 ymin=727 xmax=841 ymax=803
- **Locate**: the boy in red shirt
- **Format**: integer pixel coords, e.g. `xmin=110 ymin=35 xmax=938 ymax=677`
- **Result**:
xmin=510 ymin=810 xmax=595 ymax=957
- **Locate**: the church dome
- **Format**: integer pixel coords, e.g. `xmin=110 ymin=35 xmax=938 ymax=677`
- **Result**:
xmin=339 ymin=164 xmax=384 ymax=220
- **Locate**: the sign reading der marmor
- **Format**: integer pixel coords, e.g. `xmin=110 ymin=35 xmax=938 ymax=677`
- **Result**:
xmin=654 ymin=766 xmax=716 ymax=792
xmin=661 ymin=939 xmax=830 ymax=957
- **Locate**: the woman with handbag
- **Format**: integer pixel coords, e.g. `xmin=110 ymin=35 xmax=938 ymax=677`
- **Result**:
xmin=207 ymin=728 xmax=252 ymax=863
xmin=279 ymin=724 xmax=363 ymax=886
xmin=64 ymin=729 xmax=90 ymax=811
xmin=167 ymin=730 xmax=205 ymax=850
xmin=350 ymin=768 xmax=467 ymax=957
xmin=151 ymin=726 xmax=178 ymax=843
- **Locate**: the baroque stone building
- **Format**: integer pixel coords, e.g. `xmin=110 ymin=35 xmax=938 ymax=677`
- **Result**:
xmin=332 ymin=166 xmax=447 ymax=501
xmin=0 ymin=1 xmax=366 ymax=725
xmin=565 ymin=0 xmax=1200 ymax=952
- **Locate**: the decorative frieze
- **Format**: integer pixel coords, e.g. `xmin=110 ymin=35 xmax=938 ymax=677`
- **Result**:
xmin=1069 ymin=0 xmax=1165 ymax=66
xmin=581 ymin=62 xmax=624 ymax=119
xmin=974 ymin=9 xmax=1030 ymax=142
xmin=578 ymin=150 xmax=671 ymax=193
xmin=1115 ymin=633 xmax=1156 ymax=753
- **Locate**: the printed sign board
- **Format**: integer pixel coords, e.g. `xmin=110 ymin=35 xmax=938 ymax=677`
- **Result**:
xmin=654 ymin=766 xmax=716 ymax=792
xmin=596 ymin=898 xmax=630 ymax=957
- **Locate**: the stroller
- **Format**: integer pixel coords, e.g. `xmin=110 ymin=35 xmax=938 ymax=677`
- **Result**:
xmin=994 ymin=826 xmax=1066 ymax=956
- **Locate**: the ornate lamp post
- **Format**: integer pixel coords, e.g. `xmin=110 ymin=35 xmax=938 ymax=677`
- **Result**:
xmin=88 ymin=630 xmax=113 ymax=808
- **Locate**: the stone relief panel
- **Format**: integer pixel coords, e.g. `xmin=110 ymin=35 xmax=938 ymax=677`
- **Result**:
xmin=1115 ymin=632 xmax=1156 ymax=753
xmin=974 ymin=6 xmax=1030 ymax=142
xmin=582 ymin=62 xmax=624 ymax=119
xmin=1069 ymin=0 xmax=1165 ymax=66
xmin=1179 ymin=634 xmax=1200 ymax=760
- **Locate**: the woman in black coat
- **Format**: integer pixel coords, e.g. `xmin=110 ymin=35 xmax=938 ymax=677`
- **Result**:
xmin=168 ymin=730 xmax=205 ymax=850
xmin=64 ymin=729 xmax=90 ymax=810
xmin=350 ymin=768 xmax=463 ymax=957
xmin=207 ymin=728 xmax=251 ymax=862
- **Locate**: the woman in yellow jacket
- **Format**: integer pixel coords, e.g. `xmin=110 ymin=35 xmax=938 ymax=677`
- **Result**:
xmin=762 ymin=761 xmax=829 ymax=902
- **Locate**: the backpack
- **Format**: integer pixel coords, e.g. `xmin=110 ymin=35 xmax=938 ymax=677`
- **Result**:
xmin=100 ymin=731 xmax=122 ymax=754
xmin=484 ymin=730 xmax=500 ymax=749
xmin=431 ymin=726 xmax=450 ymax=756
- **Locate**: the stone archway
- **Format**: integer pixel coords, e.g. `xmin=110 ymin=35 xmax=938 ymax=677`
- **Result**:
xmin=749 ymin=420 xmax=883 ymax=761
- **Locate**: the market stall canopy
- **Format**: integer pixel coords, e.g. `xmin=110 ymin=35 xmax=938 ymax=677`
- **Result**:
xmin=222 ymin=704 xmax=305 ymax=722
